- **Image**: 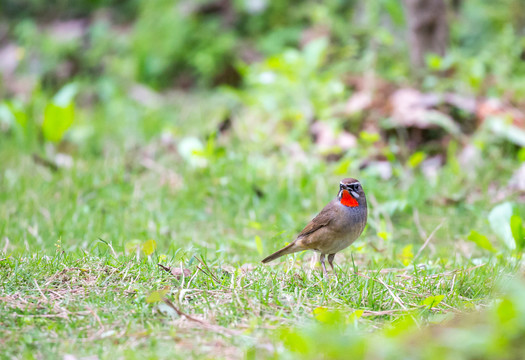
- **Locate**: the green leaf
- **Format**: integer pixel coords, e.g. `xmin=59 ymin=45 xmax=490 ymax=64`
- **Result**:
xmin=517 ymin=147 xmax=525 ymax=162
xmin=124 ymin=239 xmax=142 ymax=254
xmin=510 ymin=215 xmax=525 ymax=251
xmin=313 ymin=307 xmax=344 ymax=325
xmin=141 ymin=239 xmax=157 ymax=256
xmin=496 ymin=298 xmax=517 ymax=325
xmin=383 ymin=0 xmax=405 ymax=25
xmin=398 ymin=244 xmax=414 ymax=266
xmin=422 ymin=295 xmax=445 ymax=308
xmin=359 ymin=131 xmax=380 ymax=143
xmin=177 ymin=137 xmax=207 ymax=168
xmin=146 ymin=288 xmax=169 ymax=304
xmin=467 ymin=230 xmax=497 ymax=253
xmin=487 ymin=118 xmax=525 ymax=147
xmin=377 ymin=231 xmax=390 ymax=241
xmin=42 ymin=102 xmax=75 ymax=142
xmin=53 ymin=83 xmax=78 ymax=107
xmin=426 ymin=54 xmax=443 ymax=70
xmin=348 ymin=309 xmax=364 ymax=323
xmin=334 ymin=158 xmax=351 ymax=175
xmin=488 ymin=202 xmax=515 ymax=250
xmin=408 ymin=151 xmax=426 ymax=168
xmin=255 ymin=235 xmax=263 ymax=256
xmin=303 ymin=37 xmax=328 ymax=70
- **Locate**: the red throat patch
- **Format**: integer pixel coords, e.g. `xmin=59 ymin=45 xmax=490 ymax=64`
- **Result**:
xmin=340 ymin=190 xmax=358 ymax=207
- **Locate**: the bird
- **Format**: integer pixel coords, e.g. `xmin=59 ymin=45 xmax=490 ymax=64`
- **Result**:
xmin=261 ymin=178 xmax=367 ymax=277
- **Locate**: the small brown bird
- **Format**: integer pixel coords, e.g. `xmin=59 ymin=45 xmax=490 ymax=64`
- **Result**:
xmin=262 ymin=178 xmax=367 ymax=277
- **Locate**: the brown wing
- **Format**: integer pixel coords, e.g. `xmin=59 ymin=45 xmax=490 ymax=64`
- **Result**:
xmin=296 ymin=203 xmax=333 ymax=239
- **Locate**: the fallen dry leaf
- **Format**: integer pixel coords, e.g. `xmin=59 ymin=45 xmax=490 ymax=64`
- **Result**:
xmin=477 ymin=98 xmax=525 ymax=128
xmin=345 ymin=91 xmax=373 ymax=115
xmin=310 ymin=121 xmax=357 ymax=152
xmin=509 ymin=163 xmax=525 ymax=193
xmin=157 ymin=264 xmax=192 ymax=280
xmin=45 ymin=20 xmax=87 ymax=43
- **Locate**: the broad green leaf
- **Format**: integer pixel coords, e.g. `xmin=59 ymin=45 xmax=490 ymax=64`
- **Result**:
xmin=517 ymin=147 xmax=525 ymax=162
xmin=53 ymin=83 xmax=79 ymax=107
xmin=422 ymin=295 xmax=445 ymax=308
xmin=0 ymin=101 xmax=27 ymax=129
xmin=124 ymin=239 xmax=142 ymax=254
xmin=248 ymin=221 xmax=261 ymax=230
xmin=398 ymin=244 xmax=413 ymax=266
xmin=426 ymin=54 xmax=443 ymax=70
xmin=426 ymin=111 xmax=462 ymax=136
xmin=408 ymin=151 xmax=427 ymax=168
xmin=359 ymin=131 xmax=380 ymax=143
xmin=141 ymin=239 xmax=157 ymax=256
xmin=334 ymin=158 xmax=351 ymax=175
xmin=42 ymin=102 xmax=75 ymax=142
xmin=488 ymin=118 xmax=525 ymax=147
xmin=488 ymin=202 xmax=515 ymax=250
xmin=312 ymin=306 xmax=327 ymax=317
xmin=383 ymin=0 xmax=405 ymax=25
xmin=348 ymin=310 xmax=364 ymax=323
xmin=146 ymin=288 xmax=169 ymax=304
xmin=496 ymin=298 xmax=517 ymax=324
xmin=9 ymin=103 xmax=27 ymax=128
xmin=384 ymin=315 xmax=417 ymax=337
xmin=377 ymin=231 xmax=390 ymax=241
xmin=303 ymin=37 xmax=328 ymax=70
xmin=467 ymin=230 xmax=497 ymax=253
xmin=177 ymin=136 xmax=207 ymax=168
xmin=254 ymin=235 xmax=263 ymax=256
xmin=313 ymin=307 xmax=344 ymax=325
xmin=510 ymin=215 xmax=525 ymax=250
xmin=278 ymin=327 xmax=309 ymax=354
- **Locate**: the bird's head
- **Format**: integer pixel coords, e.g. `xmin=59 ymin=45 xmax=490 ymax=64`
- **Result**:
xmin=338 ymin=178 xmax=365 ymax=207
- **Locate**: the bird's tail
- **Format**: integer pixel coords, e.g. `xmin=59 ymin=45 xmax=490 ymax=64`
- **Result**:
xmin=261 ymin=243 xmax=301 ymax=263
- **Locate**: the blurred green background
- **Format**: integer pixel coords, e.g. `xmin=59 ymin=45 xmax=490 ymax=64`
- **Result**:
xmin=2 ymin=1 xmax=525 ymax=359
xmin=0 ymin=0 xmax=524 ymax=259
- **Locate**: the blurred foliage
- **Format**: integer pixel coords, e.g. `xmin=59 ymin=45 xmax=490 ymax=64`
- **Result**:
xmin=277 ymin=279 xmax=525 ymax=360
xmin=1 ymin=1 xmax=525 ymax=358
xmin=0 ymin=0 xmax=522 ymax=92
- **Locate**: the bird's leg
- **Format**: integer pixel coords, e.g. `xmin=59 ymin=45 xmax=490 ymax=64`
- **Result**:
xmin=320 ymin=254 xmax=328 ymax=278
xmin=327 ymin=253 xmax=337 ymax=278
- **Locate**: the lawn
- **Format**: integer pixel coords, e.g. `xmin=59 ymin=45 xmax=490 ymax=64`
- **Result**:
xmin=1 ymin=0 xmax=525 ymax=358
xmin=1 ymin=92 xmax=524 ymax=358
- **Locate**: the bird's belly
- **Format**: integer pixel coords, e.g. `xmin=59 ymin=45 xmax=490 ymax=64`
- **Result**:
xmin=318 ymin=234 xmax=356 ymax=254
xmin=313 ymin=222 xmax=365 ymax=254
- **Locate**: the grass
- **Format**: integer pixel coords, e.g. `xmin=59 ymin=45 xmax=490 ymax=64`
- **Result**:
xmin=1 ymin=91 xmax=525 ymax=358
xmin=0 ymin=251 xmax=516 ymax=359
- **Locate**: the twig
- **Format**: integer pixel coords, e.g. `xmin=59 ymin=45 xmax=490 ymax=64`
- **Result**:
xmin=32 ymin=154 xmax=58 ymax=171
xmin=162 ymin=298 xmax=240 ymax=337
xmin=86 ymin=306 xmax=104 ymax=330
xmin=375 ymin=277 xmax=407 ymax=310
xmin=12 ymin=313 xmax=69 ymax=319
xmin=413 ymin=209 xmax=427 ymax=240
xmin=361 ymin=309 xmax=407 ymax=317
xmin=195 ymin=257 xmax=220 ymax=283
xmin=414 ymin=220 xmax=445 ymax=260
xmin=157 ymin=263 xmax=171 ymax=272
xmin=33 ymin=279 xmax=48 ymax=302
xmin=355 ymin=272 xmax=426 ymax=298
xmin=97 ymin=238 xmax=117 ymax=258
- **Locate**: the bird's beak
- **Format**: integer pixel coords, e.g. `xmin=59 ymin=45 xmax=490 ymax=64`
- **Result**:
xmin=344 ymin=185 xmax=360 ymax=199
